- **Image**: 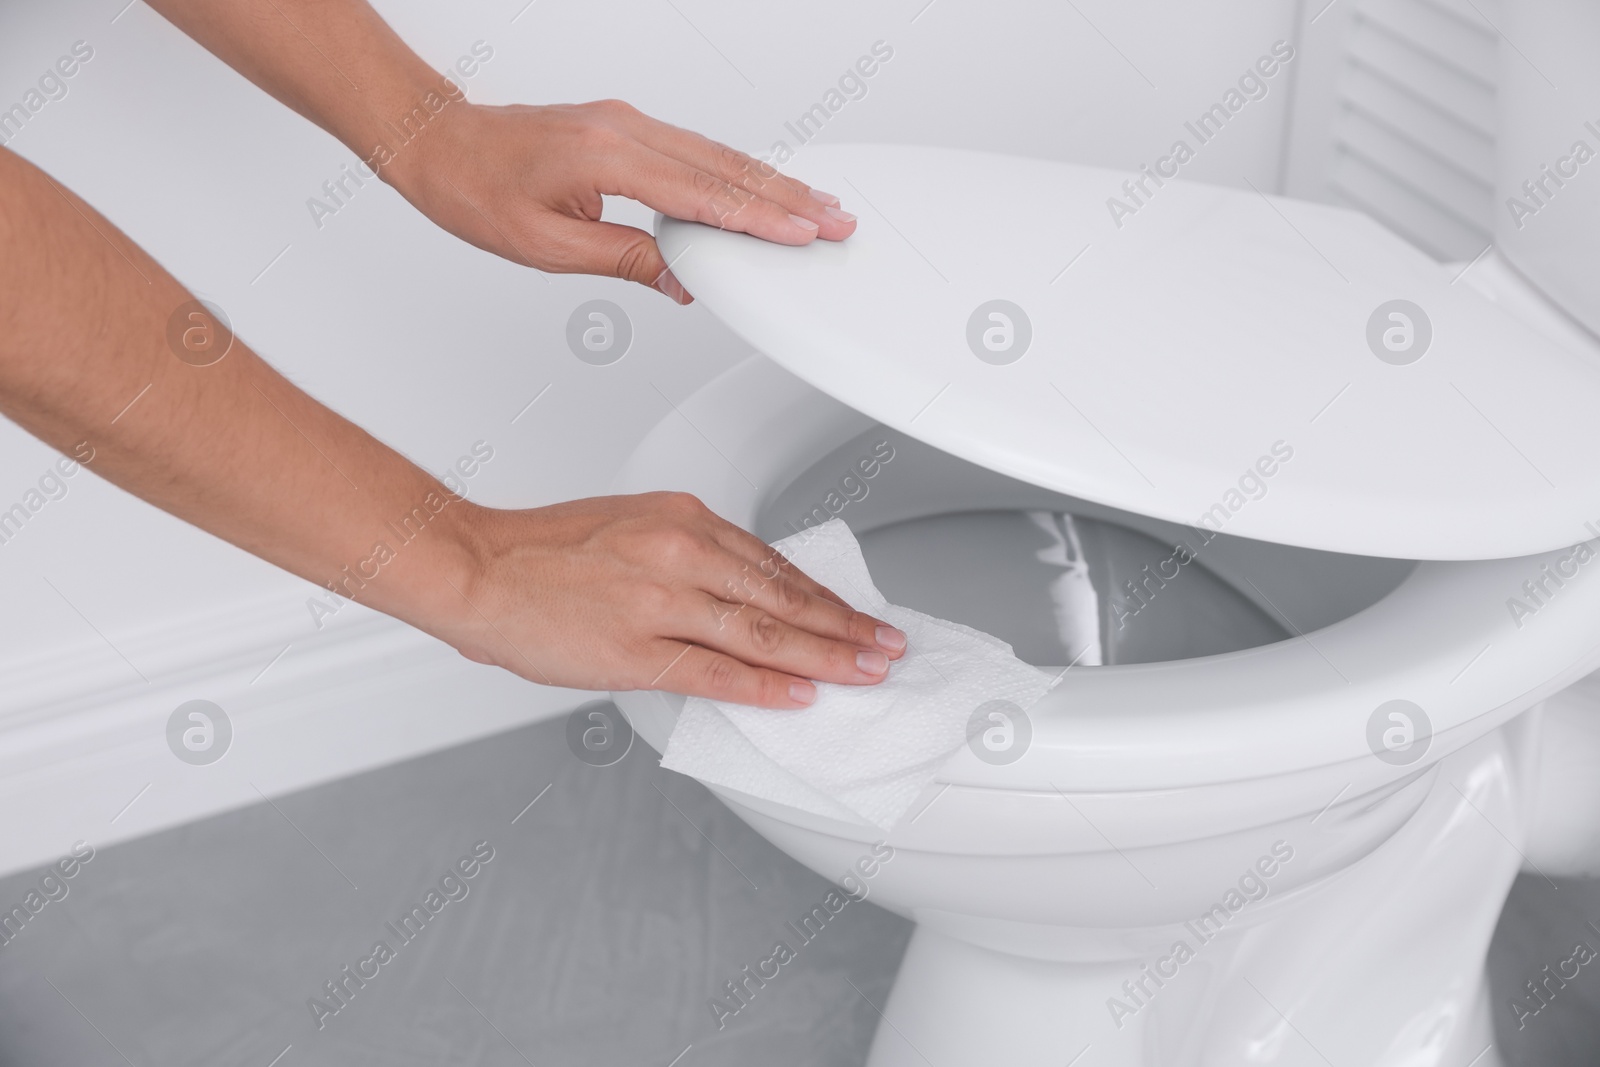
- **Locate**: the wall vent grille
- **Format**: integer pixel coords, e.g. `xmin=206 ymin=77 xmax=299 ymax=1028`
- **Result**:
xmin=1328 ymin=0 xmax=1498 ymax=259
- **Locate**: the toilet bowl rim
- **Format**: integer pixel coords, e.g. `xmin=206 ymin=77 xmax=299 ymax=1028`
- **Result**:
xmin=612 ymin=355 xmax=1600 ymax=795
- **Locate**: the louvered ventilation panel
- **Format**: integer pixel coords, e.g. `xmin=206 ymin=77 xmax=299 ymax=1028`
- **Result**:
xmin=1329 ymin=0 xmax=1497 ymax=260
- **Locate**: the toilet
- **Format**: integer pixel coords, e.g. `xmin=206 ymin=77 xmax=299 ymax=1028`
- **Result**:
xmin=609 ymin=18 xmax=1600 ymax=1061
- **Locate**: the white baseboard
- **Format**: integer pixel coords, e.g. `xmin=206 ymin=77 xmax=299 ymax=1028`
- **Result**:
xmin=0 ymin=592 xmax=585 ymax=880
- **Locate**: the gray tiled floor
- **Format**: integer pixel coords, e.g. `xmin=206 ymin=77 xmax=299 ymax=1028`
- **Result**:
xmin=0 ymin=711 xmax=1596 ymax=1066
xmin=0 ymin=713 xmax=910 ymax=1067
xmin=1487 ymin=875 xmax=1600 ymax=1066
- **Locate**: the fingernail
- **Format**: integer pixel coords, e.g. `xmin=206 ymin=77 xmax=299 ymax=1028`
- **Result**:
xmin=825 ymin=205 xmax=856 ymax=224
xmin=655 ymin=268 xmax=691 ymax=305
xmin=809 ymin=188 xmax=841 ymax=206
xmin=876 ymin=625 xmax=906 ymax=651
xmin=857 ymin=650 xmax=889 ymax=675
xmin=789 ymin=213 xmax=820 ymax=232
xmin=789 ymin=680 xmax=817 ymax=706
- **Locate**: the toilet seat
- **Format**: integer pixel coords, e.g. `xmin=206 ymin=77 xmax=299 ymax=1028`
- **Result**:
xmin=611 ymin=355 xmax=1600 ymax=854
xmin=617 ymin=144 xmax=1600 ymax=877
xmin=656 ymin=143 xmax=1600 ymax=560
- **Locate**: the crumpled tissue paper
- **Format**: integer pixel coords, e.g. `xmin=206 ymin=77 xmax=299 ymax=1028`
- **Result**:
xmin=660 ymin=518 xmax=1064 ymax=830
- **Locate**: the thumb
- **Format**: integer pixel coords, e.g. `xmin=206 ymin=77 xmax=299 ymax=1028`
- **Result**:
xmin=547 ymin=216 xmax=692 ymax=304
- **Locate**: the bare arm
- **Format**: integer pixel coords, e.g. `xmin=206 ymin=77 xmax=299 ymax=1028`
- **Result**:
xmin=144 ymin=0 xmax=858 ymax=301
xmin=0 ymin=0 xmax=899 ymax=708
xmin=0 ymin=147 xmax=479 ymax=635
xmin=0 ymin=148 xmax=902 ymax=707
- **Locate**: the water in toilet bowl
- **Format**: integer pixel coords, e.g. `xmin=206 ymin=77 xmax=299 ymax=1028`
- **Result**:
xmin=856 ymin=509 xmax=1289 ymax=667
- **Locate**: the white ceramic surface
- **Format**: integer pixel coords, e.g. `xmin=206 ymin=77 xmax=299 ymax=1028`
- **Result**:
xmin=610 ymin=256 xmax=1600 ymax=1064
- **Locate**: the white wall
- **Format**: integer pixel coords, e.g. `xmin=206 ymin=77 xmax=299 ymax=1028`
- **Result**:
xmin=0 ymin=0 xmax=1302 ymax=876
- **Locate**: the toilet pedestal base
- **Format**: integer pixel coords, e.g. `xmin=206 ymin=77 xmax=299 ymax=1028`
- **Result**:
xmin=864 ymin=927 xmax=1138 ymax=1066
xmin=866 ymin=727 xmax=1529 ymax=1067
xmin=866 ymin=926 xmax=1504 ymax=1067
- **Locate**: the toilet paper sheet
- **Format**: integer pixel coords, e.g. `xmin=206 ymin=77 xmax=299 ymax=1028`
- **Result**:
xmin=659 ymin=519 xmax=1064 ymax=830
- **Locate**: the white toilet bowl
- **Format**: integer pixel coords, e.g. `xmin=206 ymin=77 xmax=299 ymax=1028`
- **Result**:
xmin=611 ymin=141 xmax=1600 ymax=1065
xmin=613 ymin=349 xmax=1600 ymax=1066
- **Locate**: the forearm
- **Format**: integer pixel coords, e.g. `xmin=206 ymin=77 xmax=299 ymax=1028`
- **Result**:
xmin=0 ymin=5 xmax=890 ymax=707
xmin=0 ymin=146 xmax=480 ymax=636
xmin=145 ymin=0 xmax=452 ymax=182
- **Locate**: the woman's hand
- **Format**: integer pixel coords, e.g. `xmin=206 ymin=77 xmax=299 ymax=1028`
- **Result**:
xmin=0 ymin=148 xmax=892 ymax=713
xmin=146 ymin=1 xmax=855 ymax=299
xmin=441 ymin=492 xmax=906 ymax=709
xmin=386 ymin=99 xmax=857 ymax=303
xmin=121 ymin=1 xmax=881 ymax=707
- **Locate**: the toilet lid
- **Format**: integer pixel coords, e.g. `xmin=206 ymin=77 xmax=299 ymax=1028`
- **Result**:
xmin=657 ymin=144 xmax=1600 ymax=560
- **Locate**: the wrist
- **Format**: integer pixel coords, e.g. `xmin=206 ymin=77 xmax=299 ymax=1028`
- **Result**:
xmin=348 ymin=491 xmax=497 ymax=646
xmin=421 ymin=496 xmax=497 ymax=634
xmin=353 ymin=82 xmax=482 ymax=201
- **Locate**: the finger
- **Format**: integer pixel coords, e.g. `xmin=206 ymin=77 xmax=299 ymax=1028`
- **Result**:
xmin=599 ymin=144 xmax=824 ymax=246
xmin=708 ymin=524 xmax=902 ymax=645
xmin=707 ymin=534 xmax=905 ymax=657
xmin=652 ymin=640 xmax=818 ymax=709
xmin=621 ymin=120 xmax=856 ymax=240
xmin=717 ymin=562 xmax=902 ymax=658
xmin=692 ymin=593 xmax=891 ymax=686
xmin=534 ymin=214 xmax=693 ymax=303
